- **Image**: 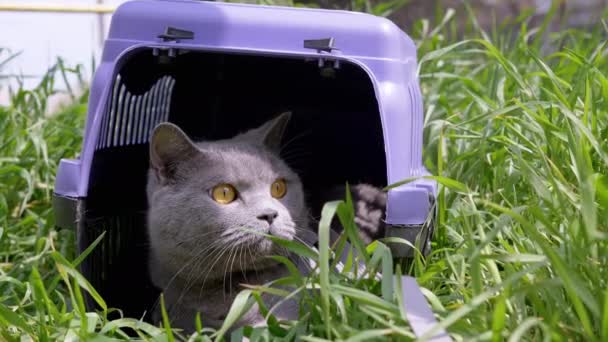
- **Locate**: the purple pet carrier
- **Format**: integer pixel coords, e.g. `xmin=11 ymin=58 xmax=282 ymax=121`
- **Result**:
xmin=53 ymin=0 xmax=437 ymax=320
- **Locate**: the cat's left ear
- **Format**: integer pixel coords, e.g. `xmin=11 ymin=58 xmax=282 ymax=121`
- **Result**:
xmin=252 ymin=111 xmax=292 ymax=151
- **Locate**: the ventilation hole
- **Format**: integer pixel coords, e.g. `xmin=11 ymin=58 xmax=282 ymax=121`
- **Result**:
xmin=113 ymin=84 xmax=127 ymax=147
xmin=131 ymin=95 xmax=142 ymax=145
xmin=104 ymin=76 xmax=122 ymax=148
xmin=144 ymin=85 xmax=155 ymax=144
xmin=155 ymin=79 xmax=165 ymax=128
xmin=118 ymin=92 xmax=128 ymax=147
xmin=160 ymin=76 xmax=170 ymax=120
xmin=143 ymin=92 xmax=153 ymax=144
xmin=125 ymin=93 xmax=136 ymax=146
xmin=96 ymin=74 xmax=176 ymax=149
xmin=150 ymin=79 xmax=162 ymax=132
xmin=157 ymin=78 xmax=167 ymax=126
xmin=109 ymin=77 xmax=123 ymax=148
xmin=147 ymin=82 xmax=157 ymax=137
xmin=158 ymin=76 xmax=171 ymax=124
xmin=119 ymin=92 xmax=131 ymax=146
xmin=123 ymin=91 xmax=134 ymax=146
xmin=98 ymin=78 xmax=114 ymax=148
xmin=158 ymin=77 xmax=168 ymax=121
xmin=165 ymin=78 xmax=176 ymax=122
xmin=139 ymin=92 xmax=150 ymax=144
xmin=144 ymin=85 xmax=156 ymax=143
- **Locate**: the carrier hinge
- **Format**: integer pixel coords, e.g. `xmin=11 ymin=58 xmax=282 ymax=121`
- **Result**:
xmin=158 ymin=27 xmax=195 ymax=42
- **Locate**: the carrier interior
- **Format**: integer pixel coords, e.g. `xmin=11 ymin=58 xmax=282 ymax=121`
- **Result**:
xmin=83 ymin=48 xmax=387 ymax=319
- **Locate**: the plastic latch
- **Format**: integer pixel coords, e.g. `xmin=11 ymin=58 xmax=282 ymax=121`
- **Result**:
xmin=158 ymin=27 xmax=195 ymax=42
xmin=304 ymin=38 xmax=340 ymax=76
xmin=303 ymin=38 xmax=335 ymax=52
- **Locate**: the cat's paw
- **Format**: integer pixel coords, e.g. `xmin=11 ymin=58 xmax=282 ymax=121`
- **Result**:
xmin=350 ymin=183 xmax=386 ymax=243
xmin=321 ymin=183 xmax=387 ymax=244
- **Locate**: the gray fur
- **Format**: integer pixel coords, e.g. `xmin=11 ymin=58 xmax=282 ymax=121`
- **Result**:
xmin=146 ymin=113 xmax=385 ymax=333
xmin=318 ymin=183 xmax=387 ymax=244
xmin=147 ymin=112 xmax=310 ymax=332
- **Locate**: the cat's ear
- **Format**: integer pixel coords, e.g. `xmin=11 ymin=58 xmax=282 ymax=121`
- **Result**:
xmin=250 ymin=111 xmax=292 ymax=151
xmin=149 ymin=123 xmax=199 ymax=183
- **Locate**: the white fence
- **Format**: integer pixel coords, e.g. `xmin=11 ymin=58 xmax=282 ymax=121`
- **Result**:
xmin=0 ymin=1 xmax=127 ymax=105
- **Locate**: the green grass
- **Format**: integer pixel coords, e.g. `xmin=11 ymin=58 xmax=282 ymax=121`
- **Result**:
xmin=1 ymin=6 xmax=608 ymax=342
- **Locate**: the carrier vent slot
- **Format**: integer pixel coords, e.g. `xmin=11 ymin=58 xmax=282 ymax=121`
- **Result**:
xmin=97 ymin=75 xmax=176 ymax=149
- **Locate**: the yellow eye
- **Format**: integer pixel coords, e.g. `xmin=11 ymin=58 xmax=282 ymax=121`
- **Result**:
xmin=271 ymin=179 xmax=287 ymax=199
xmin=211 ymin=184 xmax=237 ymax=204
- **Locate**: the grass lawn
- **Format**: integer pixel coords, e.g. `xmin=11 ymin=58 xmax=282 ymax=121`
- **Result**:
xmin=1 ymin=6 xmax=607 ymax=342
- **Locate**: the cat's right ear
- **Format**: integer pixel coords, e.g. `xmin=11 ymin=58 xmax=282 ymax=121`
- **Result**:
xmin=149 ymin=123 xmax=198 ymax=184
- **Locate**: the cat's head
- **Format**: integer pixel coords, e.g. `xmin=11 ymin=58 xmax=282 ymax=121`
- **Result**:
xmin=146 ymin=112 xmax=309 ymax=280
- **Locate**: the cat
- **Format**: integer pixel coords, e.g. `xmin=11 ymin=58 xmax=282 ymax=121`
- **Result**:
xmin=146 ymin=112 xmax=386 ymax=333
xmin=147 ymin=112 xmax=316 ymax=332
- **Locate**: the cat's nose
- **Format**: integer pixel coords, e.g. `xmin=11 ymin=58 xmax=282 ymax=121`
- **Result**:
xmin=257 ymin=209 xmax=278 ymax=225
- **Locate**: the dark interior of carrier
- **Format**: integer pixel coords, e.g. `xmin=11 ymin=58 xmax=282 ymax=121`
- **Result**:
xmin=82 ymin=48 xmax=387 ymax=320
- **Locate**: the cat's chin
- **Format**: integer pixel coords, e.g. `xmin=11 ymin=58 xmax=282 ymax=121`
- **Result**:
xmin=255 ymin=238 xmax=275 ymax=255
xmin=247 ymin=237 xmax=290 ymax=261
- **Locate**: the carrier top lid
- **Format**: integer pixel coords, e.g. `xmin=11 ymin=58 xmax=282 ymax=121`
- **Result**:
xmin=108 ymin=0 xmax=416 ymax=62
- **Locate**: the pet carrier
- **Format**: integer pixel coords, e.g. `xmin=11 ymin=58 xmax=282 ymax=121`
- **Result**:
xmin=53 ymin=0 xmax=437 ymax=321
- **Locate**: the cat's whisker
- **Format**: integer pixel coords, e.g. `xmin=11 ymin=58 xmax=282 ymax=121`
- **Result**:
xmin=197 ymin=243 xmax=233 ymax=300
xmin=291 ymin=225 xmax=313 ymax=233
xmin=280 ymin=148 xmax=313 ymax=160
xmin=176 ymin=229 xmax=225 ymax=246
xmin=167 ymin=242 xmax=223 ymax=316
xmin=246 ymin=244 xmax=260 ymax=279
xmin=222 ymin=233 xmax=248 ymax=247
xmin=283 ymin=146 xmax=312 ymax=158
xmin=223 ymin=224 xmax=261 ymax=242
xmin=163 ymin=253 xmax=213 ymax=319
xmin=238 ymin=243 xmax=247 ymax=282
xmin=279 ymin=129 xmax=313 ymax=154
xmin=158 ymin=240 xmax=221 ymax=308
xmin=280 ymin=154 xmax=314 ymax=166
xmin=223 ymin=247 xmax=235 ymax=300
xmin=171 ymin=242 xmax=224 ymax=311
xmin=179 ymin=241 xmax=223 ymax=285
xmin=291 ymin=235 xmax=312 ymax=247
xmin=229 ymin=244 xmax=241 ymax=294
xmin=220 ymin=228 xmax=241 ymax=238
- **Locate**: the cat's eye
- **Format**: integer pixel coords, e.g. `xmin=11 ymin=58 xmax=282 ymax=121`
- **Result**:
xmin=271 ymin=179 xmax=287 ymax=199
xmin=211 ymin=184 xmax=237 ymax=204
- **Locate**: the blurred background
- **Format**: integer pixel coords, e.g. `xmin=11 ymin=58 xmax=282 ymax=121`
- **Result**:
xmin=1 ymin=0 xmax=607 ymax=108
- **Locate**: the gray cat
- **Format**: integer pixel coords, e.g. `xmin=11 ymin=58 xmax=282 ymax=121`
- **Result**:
xmin=147 ymin=112 xmax=317 ymax=332
xmin=146 ymin=112 xmax=385 ymax=333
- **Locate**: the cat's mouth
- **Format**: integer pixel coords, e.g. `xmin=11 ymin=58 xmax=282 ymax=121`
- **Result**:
xmin=239 ymin=231 xmax=281 ymax=255
xmin=257 ymin=237 xmax=274 ymax=254
xmin=230 ymin=225 xmax=293 ymax=255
